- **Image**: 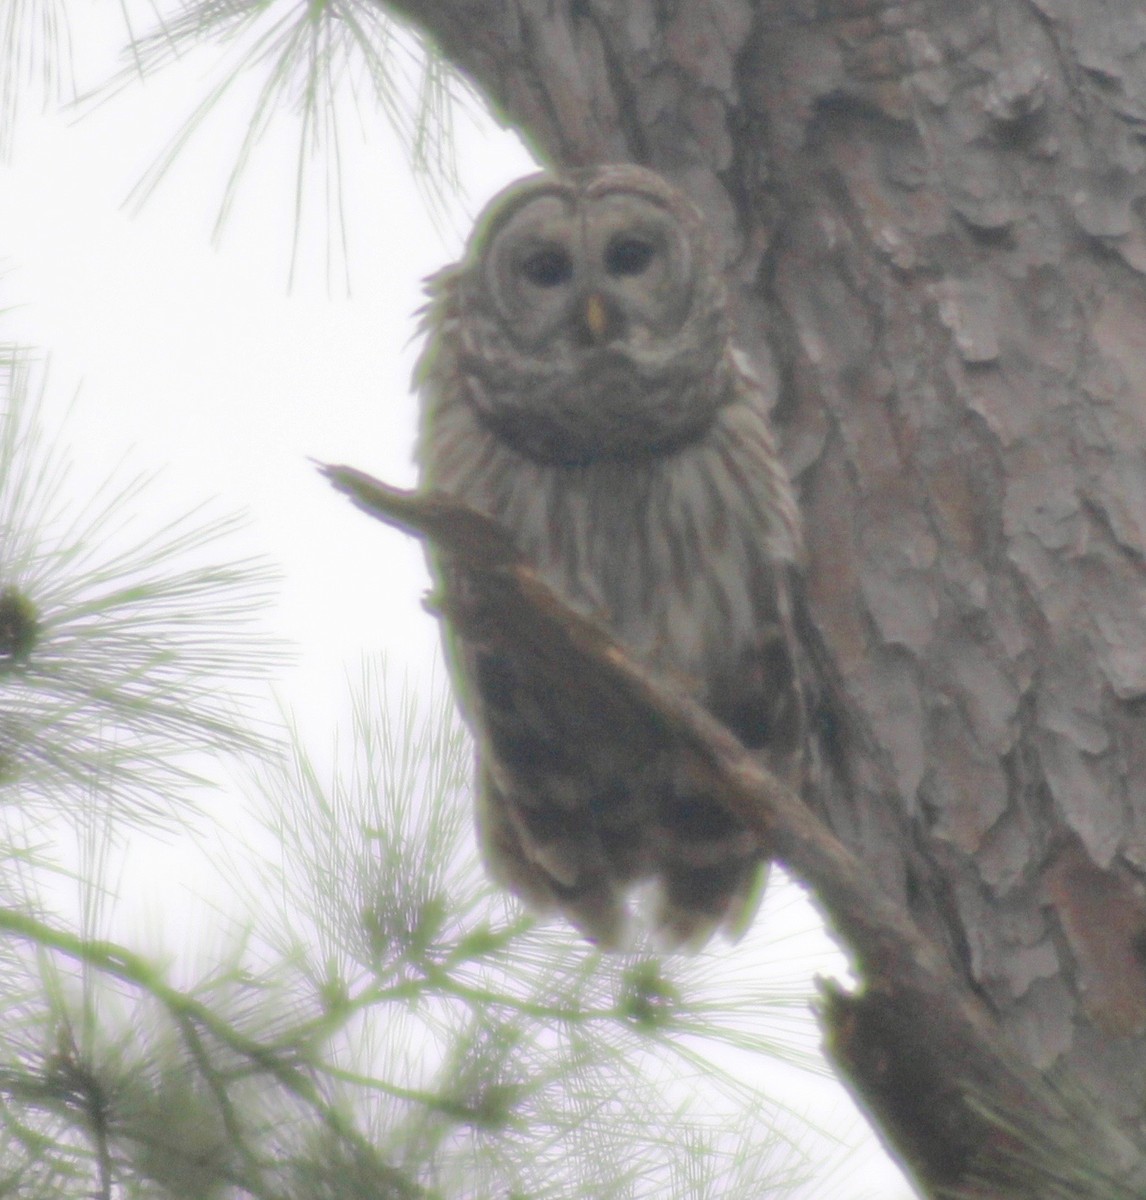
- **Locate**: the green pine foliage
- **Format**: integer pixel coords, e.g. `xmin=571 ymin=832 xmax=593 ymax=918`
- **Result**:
xmin=0 ymin=352 xmax=278 ymax=820
xmin=108 ymin=0 xmax=464 ymax=286
xmin=0 ymin=660 xmax=855 ymax=1197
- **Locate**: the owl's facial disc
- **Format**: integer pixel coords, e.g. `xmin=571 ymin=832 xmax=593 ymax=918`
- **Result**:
xmin=482 ymin=189 xmax=694 ymax=357
xmin=460 ymin=174 xmax=728 ymax=465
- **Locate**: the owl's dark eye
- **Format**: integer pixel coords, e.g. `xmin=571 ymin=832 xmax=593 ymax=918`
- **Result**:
xmin=519 ymin=246 xmax=574 ymax=288
xmin=604 ymin=236 xmax=656 ymax=278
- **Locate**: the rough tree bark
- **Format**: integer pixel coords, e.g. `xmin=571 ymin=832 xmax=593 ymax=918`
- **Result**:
xmin=380 ymin=0 xmax=1146 ymax=1189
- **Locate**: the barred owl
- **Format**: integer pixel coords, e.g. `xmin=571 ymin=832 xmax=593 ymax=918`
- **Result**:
xmin=416 ymin=165 xmax=808 ymax=950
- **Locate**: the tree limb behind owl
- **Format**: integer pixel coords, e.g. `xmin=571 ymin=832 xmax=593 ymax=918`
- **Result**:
xmin=416 ymin=164 xmax=811 ymax=950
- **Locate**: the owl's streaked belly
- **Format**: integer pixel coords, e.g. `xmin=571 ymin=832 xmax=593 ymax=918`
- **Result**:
xmin=425 ymin=390 xmax=800 ymax=721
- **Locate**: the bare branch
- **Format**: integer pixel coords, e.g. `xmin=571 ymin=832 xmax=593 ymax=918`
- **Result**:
xmin=322 ymin=462 xmax=1145 ymax=1198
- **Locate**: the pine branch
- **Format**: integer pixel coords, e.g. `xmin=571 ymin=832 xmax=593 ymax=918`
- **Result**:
xmin=0 ymin=904 xmax=430 ymax=1199
xmin=321 ymin=462 xmax=1146 ymax=1199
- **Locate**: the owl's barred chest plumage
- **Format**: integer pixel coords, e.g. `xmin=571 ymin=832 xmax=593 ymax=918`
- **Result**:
xmin=423 ymin=350 xmax=802 ymax=728
xmin=415 ymin=165 xmax=809 ymax=948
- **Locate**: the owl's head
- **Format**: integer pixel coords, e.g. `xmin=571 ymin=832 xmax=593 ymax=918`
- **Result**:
xmin=446 ymin=165 xmax=735 ymax=466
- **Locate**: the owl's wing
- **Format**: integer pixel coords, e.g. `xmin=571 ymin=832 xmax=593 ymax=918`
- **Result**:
xmin=464 ymin=640 xmax=651 ymax=948
xmin=650 ymin=527 xmax=835 ymax=945
xmin=474 ymin=760 xmax=628 ymax=947
xmin=468 ymin=619 xmax=787 ymax=950
xmin=647 ymin=767 xmax=768 ymax=948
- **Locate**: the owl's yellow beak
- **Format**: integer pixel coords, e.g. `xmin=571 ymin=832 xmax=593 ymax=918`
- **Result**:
xmin=584 ymin=293 xmax=609 ymax=341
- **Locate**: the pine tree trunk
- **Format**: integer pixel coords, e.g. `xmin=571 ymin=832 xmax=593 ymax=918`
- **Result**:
xmin=387 ymin=0 xmax=1146 ymax=1188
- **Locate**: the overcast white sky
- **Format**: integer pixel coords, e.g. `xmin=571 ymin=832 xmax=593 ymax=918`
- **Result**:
xmin=1 ymin=10 xmax=914 ymax=1196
